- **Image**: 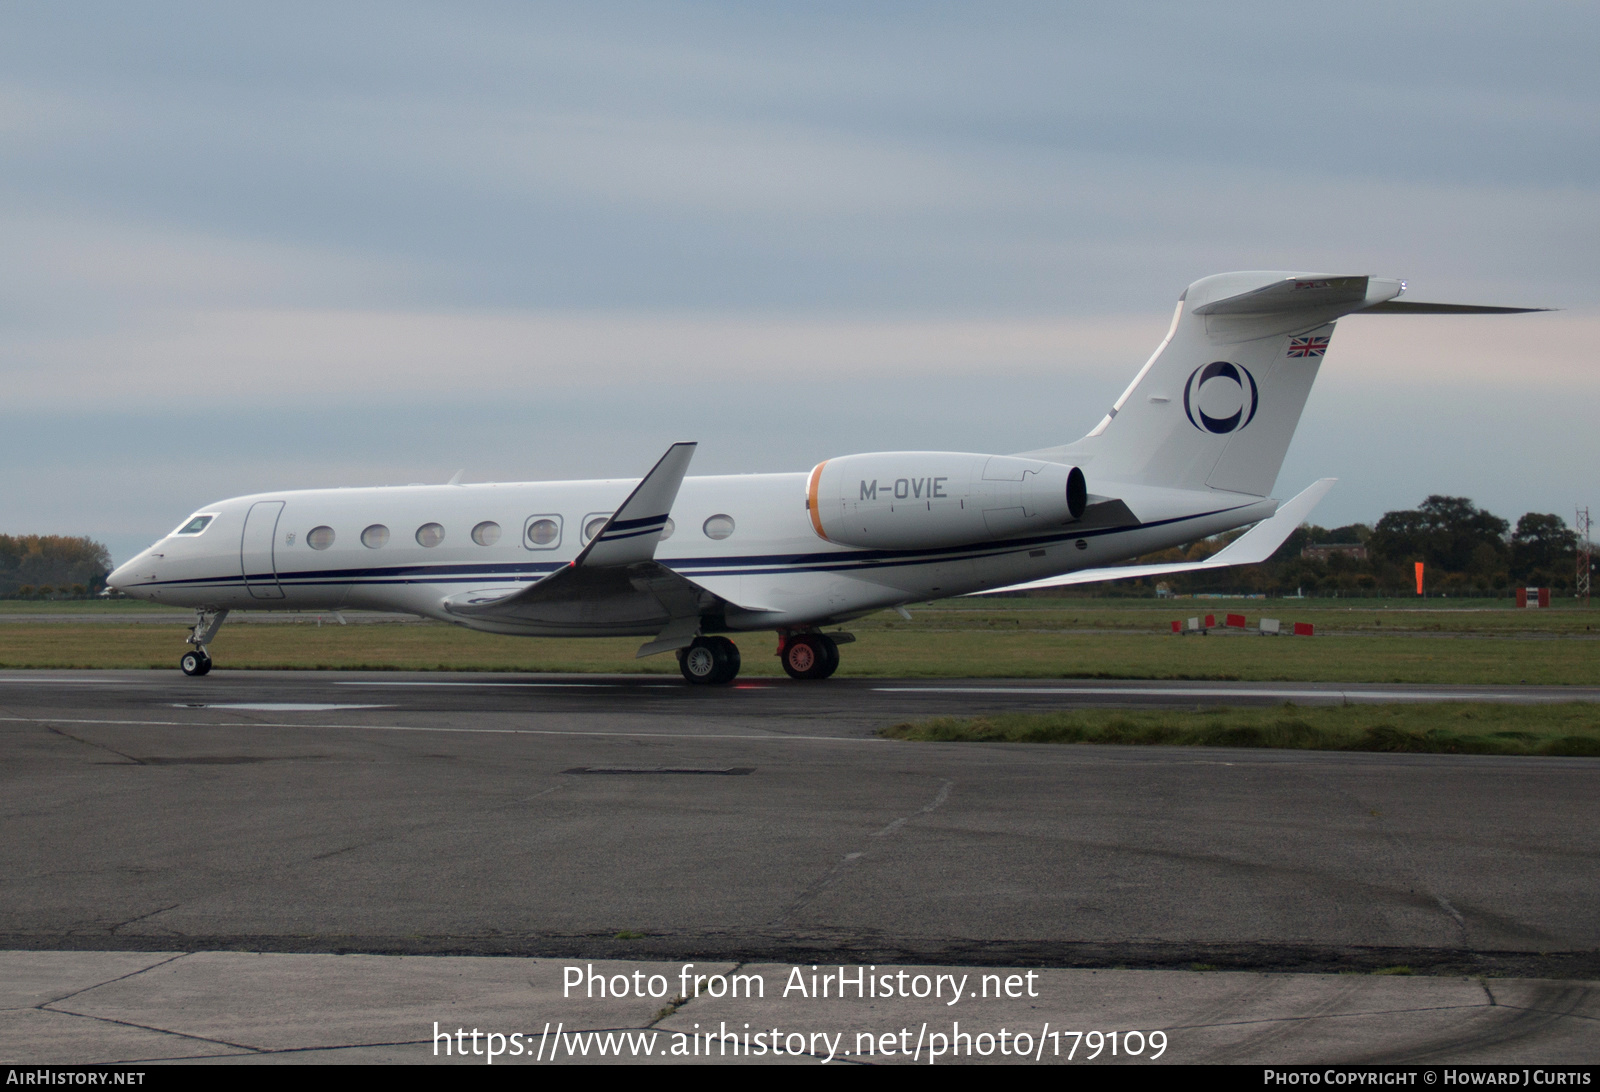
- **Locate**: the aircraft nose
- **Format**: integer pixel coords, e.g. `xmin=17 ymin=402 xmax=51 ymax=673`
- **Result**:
xmin=105 ymin=550 xmax=152 ymax=596
xmin=104 ymin=560 xmax=131 ymax=593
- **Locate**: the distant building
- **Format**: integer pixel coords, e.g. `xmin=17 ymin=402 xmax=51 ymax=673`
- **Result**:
xmin=1301 ymin=543 xmax=1368 ymax=562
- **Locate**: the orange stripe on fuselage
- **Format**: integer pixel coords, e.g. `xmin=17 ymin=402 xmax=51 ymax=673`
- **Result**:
xmin=807 ymin=461 xmax=828 ymax=540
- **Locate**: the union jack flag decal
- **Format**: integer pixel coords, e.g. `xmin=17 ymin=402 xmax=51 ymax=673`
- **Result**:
xmin=1288 ymin=336 xmax=1329 ymax=357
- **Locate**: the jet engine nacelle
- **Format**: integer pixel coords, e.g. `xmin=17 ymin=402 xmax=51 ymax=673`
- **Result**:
xmin=807 ymin=452 xmax=1087 ymax=550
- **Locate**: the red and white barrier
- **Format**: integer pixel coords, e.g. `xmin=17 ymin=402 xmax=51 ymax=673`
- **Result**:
xmin=1516 ymin=587 xmax=1551 ymax=609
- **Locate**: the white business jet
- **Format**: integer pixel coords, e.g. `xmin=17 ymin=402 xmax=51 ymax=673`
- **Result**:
xmin=105 ymin=271 xmax=1541 ymax=683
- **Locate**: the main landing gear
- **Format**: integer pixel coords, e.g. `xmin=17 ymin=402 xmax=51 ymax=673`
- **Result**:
xmin=678 ymin=636 xmax=741 ymax=685
xmin=674 ymin=629 xmax=855 ymax=685
xmin=181 ymin=608 xmax=229 ymax=677
xmin=778 ymin=630 xmax=841 ymax=680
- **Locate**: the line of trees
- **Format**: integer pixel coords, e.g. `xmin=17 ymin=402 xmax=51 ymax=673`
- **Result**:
xmin=1 ymin=497 xmax=1590 ymax=601
xmin=1125 ymin=495 xmax=1589 ymax=598
xmin=0 ymin=536 xmax=114 ymax=598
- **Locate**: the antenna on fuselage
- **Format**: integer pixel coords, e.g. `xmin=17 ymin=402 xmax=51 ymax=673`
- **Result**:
xmin=447 ymin=469 xmax=465 ymax=486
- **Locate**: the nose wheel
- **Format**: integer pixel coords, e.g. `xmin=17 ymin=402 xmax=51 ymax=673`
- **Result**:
xmin=780 ymin=633 xmax=840 ymax=680
xmin=678 ymin=636 xmax=741 ymax=685
xmin=181 ymin=608 xmax=229 ymax=677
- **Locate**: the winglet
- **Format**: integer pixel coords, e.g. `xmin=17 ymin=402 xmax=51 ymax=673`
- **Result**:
xmin=1201 ymin=478 xmax=1336 ymax=567
xmin=573 ymin=442 xmax=697 ymax=569
xmin=971 ymin=478 xmax=1335 ymax=595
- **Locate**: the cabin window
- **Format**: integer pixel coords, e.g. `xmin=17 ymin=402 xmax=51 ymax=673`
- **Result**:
xmin=360 ymin=524 xmax=390 ymax=549
xmin=583 ymin=515 xmax=610 ymax=543
xmin=703 ymin=514 xmax=735 ymax=540
xmin=524 ymin=516 xmax=561 ymax=549
xmin=307 ymin=526 xmax=336 ymax=550
xmin=659 ymin=517 xmax=675 ymax=541
xmin=415 ymin=523 xmax=445 ymax=548
xmin=471 ymin=521 xmax=501 ymax=547
xmin=175 ymin=515 xmax=214 ymax=535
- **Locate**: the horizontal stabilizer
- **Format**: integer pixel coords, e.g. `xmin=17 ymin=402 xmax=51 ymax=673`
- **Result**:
xmin=1194 ymin=275 xmax=1390 ymax=316
xmin=1358 ymin=300 xmax=1552 ymax=315
xmin=972 ymin=478 xmax=1335 ymax=595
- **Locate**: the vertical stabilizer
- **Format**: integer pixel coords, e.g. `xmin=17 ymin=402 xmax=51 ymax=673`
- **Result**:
xmin=1023 ymin=271 xmax=1402 ymax=497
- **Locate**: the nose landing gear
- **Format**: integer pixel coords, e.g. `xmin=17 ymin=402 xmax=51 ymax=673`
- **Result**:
xmin=181 ymin=608 xmax=229 ymax=677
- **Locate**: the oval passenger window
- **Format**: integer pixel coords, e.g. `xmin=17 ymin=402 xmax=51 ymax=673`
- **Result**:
xmin=527 ymin=519 xmax=559 ymax=546
xmin=584 ymin=517 xmax=608 ymax=542
xmin=703 ymin=514 xmax=735 ymax=540
xmin=307 ymin=526 xmax=336 ymax=550
xmin=471 ymin=521 xmax=501 ymax=547
xmin=659 ymin=517 xmax=675 ymax=541
xmin=361 ymin=524 xmax=390 ymax=549
xmin=415 ymin=523 xmax=445 ymax=548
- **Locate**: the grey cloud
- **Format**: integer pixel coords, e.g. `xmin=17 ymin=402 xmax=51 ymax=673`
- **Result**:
xmin=2 ymin=3 xmax=1596 ymax=549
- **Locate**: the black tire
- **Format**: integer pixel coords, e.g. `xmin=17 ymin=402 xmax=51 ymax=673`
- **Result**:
xmin=180 ymin=650 xmax=212 ymax=677
xmin=816 ymin=634 xmax=840 ymax=679
xmin=679 ymin=638 xmax=730 ymax=685
xmin=708 ymin=636 xmax=741 ymax=684
xmin=781 ymin=634 xmax=828 ymax=680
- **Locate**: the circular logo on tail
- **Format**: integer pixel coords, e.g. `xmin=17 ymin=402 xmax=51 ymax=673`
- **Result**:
xmin=1183 ymin=361 xmax=1259 ymax=434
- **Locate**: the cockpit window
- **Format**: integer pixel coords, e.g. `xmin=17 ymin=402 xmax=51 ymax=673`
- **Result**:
xmin=175 ymin=515 xmax=215 ymax=535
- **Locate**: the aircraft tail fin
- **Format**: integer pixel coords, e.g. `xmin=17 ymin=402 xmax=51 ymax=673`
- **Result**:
xmin=1022 ymin=272 xmax=1402 ymax=497
xmin=1023 ymin=272 xmax=1551 ymax=498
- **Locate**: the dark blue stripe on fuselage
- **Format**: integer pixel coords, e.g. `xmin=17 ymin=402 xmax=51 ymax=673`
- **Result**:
xmin=134 ymin=503 xmax=1251 ymax=592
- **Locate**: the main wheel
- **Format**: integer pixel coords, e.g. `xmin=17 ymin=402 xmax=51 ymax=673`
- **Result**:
xmin=707 ymin=636 xmax=741 ymax=683
xmin=679 ymin=637 xmax=738 ymax=685
xmin=816 ymin=634 xmax=840 ymax=679
xmin=782 ymin=634 xmax=830 ymax=680
xmin=180 ymin=649 xmax=212 ymax=677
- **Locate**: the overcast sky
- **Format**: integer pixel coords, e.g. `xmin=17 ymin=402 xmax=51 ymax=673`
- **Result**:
xmin=3 ymin=2 xmax=1596 ymax=562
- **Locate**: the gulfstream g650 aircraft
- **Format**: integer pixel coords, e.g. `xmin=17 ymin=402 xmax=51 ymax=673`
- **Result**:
xmin=106 ymin=271 xmax=1541 ymax=683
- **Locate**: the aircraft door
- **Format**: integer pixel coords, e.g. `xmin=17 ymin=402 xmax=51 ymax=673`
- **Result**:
xmin=241 ymin=501 xmax=286 ymax=600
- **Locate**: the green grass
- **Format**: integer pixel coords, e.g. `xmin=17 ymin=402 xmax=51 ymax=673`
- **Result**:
xmin=884 ymin=597 xmax=1600 ymax=636
xmin=0 ymin=599 xmax=174 ymax=613
xmin=1 ymin=596 xmax=1595 ymax=684
xmin=1 ymin=616 xmax=1598 ymax=684
xmin=881 ymin=702 xmax=1600 ymax=757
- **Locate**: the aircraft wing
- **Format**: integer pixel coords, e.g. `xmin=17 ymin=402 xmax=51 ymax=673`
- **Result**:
xmin=972 ymin=478 xmax=1335 ymax=595
xmin=443 ymin=442 xmax=773 ymax=655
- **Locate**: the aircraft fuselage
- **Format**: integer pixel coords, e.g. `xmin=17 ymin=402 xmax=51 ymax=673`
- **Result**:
xmin=109 ymin=470 xmax=1271 ymax=636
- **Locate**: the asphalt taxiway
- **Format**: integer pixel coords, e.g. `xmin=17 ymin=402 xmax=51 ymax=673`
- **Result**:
xmin=3 ymin=670 xmax=1596 ymax=1063
xmin=2 ymin=669 xmax=1596 ymax=967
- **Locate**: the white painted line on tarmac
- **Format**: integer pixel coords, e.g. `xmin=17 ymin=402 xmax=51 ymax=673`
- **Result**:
xmin=872 ymin=686 xmax=1594 ymax=703
xmin=333 ymin=681 xmax=682 ymax=689
xmin=173 ymin=703 xmax=391 ymax=712
xmin=0 ymin=678 xmax=126 ymax=684
xmin=0 ymin=715 xmax=883 ymax=744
